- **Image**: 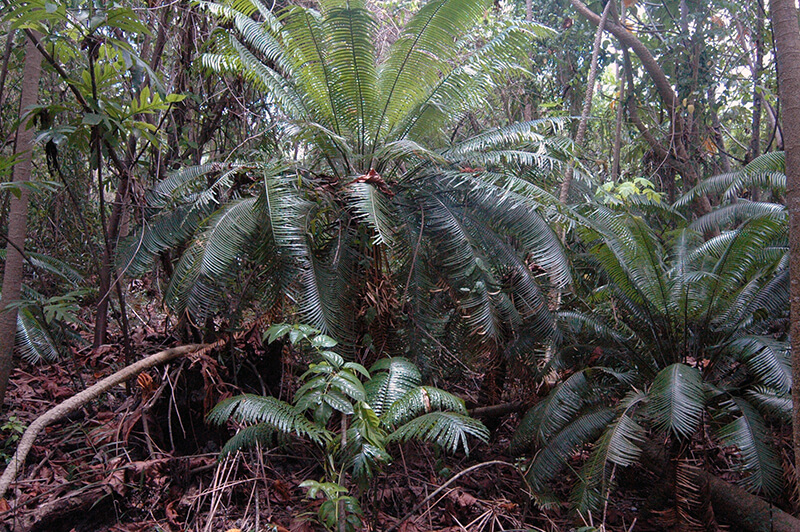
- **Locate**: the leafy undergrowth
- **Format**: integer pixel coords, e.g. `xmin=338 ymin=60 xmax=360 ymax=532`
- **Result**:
xmin=1 ymin=324 xmax=791 ymax=531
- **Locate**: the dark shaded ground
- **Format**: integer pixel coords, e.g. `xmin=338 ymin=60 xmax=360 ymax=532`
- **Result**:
xmin=0 ymin=310 xmax=793 ymax=531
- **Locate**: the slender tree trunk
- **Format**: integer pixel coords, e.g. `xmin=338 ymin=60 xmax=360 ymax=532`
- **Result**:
xmin=560 ymin=0 xmax=612 ymax=203
xmin=768 ymin=0 xmax=800 ymax=491
xmin=749 ymin=2 xmax=765 ymax=165
xmin=0 ymin=35 xmax=41 ymax=407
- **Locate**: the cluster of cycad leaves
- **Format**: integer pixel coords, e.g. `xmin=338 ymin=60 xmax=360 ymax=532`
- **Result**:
xmin=118 ymin=0 xmax=792 ymax=520
xmin=120 ymin=0 xmax=573 ymax=363
xmin=513 ymin=154 xmax=789 ymax=513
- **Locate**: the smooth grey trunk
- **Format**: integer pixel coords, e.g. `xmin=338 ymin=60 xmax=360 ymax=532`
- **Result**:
xmin=768 ymin=0 xmax=800 ymax=491
xmin=0 ymin=34 xmax=41 ymax=406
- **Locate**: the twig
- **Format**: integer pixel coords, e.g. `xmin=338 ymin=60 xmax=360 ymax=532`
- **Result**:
xmin=384 ymin=460 xmax=518 ymax=532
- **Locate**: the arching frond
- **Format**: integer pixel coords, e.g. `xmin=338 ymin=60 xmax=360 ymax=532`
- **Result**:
xmin=381 ymin=386 xmax=466 ymax=428
xmin=15 ymin=307 xmax=60 ymax=363
xmin=208 ymin=393 xmax=330 ymax=444
xmin=727 ymin=337 xmax=791 ymax=393
xmin=573 ymin=391 xmax=647 ymax=513
xmin=524 ymin=406 xmax=616 ymax=492
xmin=219 ymin=423 xmax=276 ymax=456
xmin=386 ymin=411 xmax=489 ymax=455
xmin=715 ymin=397 xmax=782 ymax=497
xmin=648 ymin=363 xmax=704 ymax=439
xmin=676 ymin=151 xmax=785 ymax=208
xmin=510 ymin=370 xmax=596 ymax=454
xmin=365 ymin=357 xmax=422 ymax=415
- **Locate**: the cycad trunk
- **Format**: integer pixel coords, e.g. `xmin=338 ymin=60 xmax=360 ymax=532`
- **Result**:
xmin=768 ymin=0 xmax=800 ymax=488
xmin=0 ymin=35 xmax=42 ymax=407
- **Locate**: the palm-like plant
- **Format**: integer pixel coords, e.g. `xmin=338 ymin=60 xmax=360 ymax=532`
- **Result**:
xmin=512 ymin=207 xmax=789 ymax=513
xmin=208 ymin=324 xmax=489 ymax=486
xmin=121 ymin=0 xmax=572 ymax=366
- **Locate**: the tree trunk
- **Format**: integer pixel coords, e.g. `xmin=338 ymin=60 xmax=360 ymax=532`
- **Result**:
xmin=560 ymin=0 xmax=612 ymax=203
xmin=0 ymin=35 xmax=41 ymax=407
xmin=768 ymin=0 xmax=800 ymax=490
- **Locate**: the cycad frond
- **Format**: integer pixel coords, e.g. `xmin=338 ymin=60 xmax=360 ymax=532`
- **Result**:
xmin=727 ymin=336 xmax=791 ymax=393
xmin=648 ymin=363 xmax=704 ymax=439
xmin=386 ymin=410 xmax=489 ymax=455
xmin=676 ymin=151 xmax=785 ymax=208
xmin=689 ymin=201 xmax=785 ymax=234
xmin=524 ymin=406 xmax=616 ymax=492
xmin=15 ymin=307 xmax=60 ymax=363
xmin=745 ymin=386 xmax=791 ymax=422
xmin=208 ymin=393 xmax=330 ymax=444
xmin=117 ymin=204 xmax=210 ymax=276
xmin=381 ymin=386 xmax=466 ymax=428
xmin=0 ymin=250 xmax=83 ymax=286
xmin=376 ymin=0 xmax=488 ymax=137
xmin=510 ymin=370 xmax=595 ymax=454
xmin=365 ymin=357 xmax=422 ymax=415
xmin=323 ymin=0 xmax=379 ymax=153
xmin=715 ymin=397 xmax=782 ymax=496
xmin=346 ymin=182 xmax=397 ymax=246
xmin=574 ymin=391 xmax=647 ymax=513
xmin=219 ymin=423 xmax=276 ymax=456
xmin=164 ymin=197 xmax=261 ymax=319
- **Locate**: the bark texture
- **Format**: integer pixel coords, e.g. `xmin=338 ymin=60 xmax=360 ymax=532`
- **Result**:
xmin=0 ymin=35 xmax=41 ymax=406
xmin=769 ymin=0 xmax=800 ymax=490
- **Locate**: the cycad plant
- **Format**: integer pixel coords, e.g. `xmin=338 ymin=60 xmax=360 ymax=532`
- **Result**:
xmin=512 ymin=207 xmax=789 ymax=515
xmin=0 ymin=250 xmax=84 ymax=364
xmin=208 ymin=324 xmax=488 ymax=530
xmin=120 ymin=0 xmax=573 ymax=369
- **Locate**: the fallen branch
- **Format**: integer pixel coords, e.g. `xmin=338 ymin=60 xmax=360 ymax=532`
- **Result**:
xmin=468 ymin=401 xmax=527 ymax=418
xmin=385 ymin=460 xmax=518 ymax=532
xmin=0 ymin=344 xmax=206 ymax=500
xmin=642 ymin=442 xmax=800 ymax=532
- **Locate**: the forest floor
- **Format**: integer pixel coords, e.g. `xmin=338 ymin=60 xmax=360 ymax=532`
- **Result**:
xmin=0 ymin=288 xmax=791 ymax=531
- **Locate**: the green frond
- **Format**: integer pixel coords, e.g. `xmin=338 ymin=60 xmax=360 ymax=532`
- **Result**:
xmin=116 ymin=204 xmax=210 ymax=276
xmin=676 ymin=151 xmax=785 ymax=208
xmin=524 ymin=406 xmax=616 ymax=492
xmin=574 ymin=391 xmax=647 ymax=513
xmin=365 ymin=357 xmax=422 ymax=415
xmin=323 ymin=2 xmax=379 ymax=152
xmin=745 ymin=386 xmax=791 ymax=422
xmin=163 ymin=196 xmax=264 ymax=320
xmin=376 ymin=0 xmax=490 ymax=138
xmin=0 ymin=250 xmax=83 ymax=286
xmin=715 ymin=397 xmax=782 ymax=497
xmin=511 ymin=370 xmax=596 ymax=454
xmin=555 ymin=311 xmax=630 ymax=345
xmin=381 ymin=386 xmax=467 ymax=428
xmin=15 ymin=307 xmax=60 ymax=363
xmin=347 ymin=182 xmax=397 ymax=246
xmin=219 ymin=423 xmax=276 ymax=456
xmin=208 ymin=393 xmax=330 ymax=444
xmin=648 ymin=363 xmax=705 ymax=439
xmin=282 ymin=5 xmax=339 ymax=132
xmin=689 ymin=201 xmax=785 ymax=234
xmin=149 ymin=163 xmax=234 ymax=207
xmin=228 ymin=38 xmax=306 ymax=116
xmin=296 ymin=233 xmax=360 ymax=344
xmin=727 ymin=337 xmax=791 ymax=393
xmin=386 ymin=411 xmax=489 ymax=455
